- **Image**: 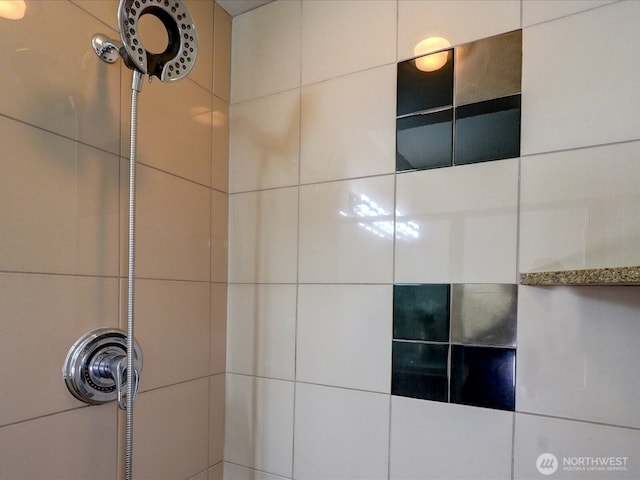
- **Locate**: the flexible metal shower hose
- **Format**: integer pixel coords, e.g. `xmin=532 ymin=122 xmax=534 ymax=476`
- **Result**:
xmin=126 ymin=69 xmax=144 ymax=480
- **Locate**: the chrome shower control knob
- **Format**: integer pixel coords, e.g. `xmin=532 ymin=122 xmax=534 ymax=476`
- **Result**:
xmin=62 ymin=328 xmax=143 ymax=406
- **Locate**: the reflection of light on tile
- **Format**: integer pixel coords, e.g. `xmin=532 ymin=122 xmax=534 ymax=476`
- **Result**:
xmin=190 ymin=107 xmax=227 ymax=127
xmin=340 ymin=194 xmax=419 ymax=239
xmin=0 ymin=0 xmax=26 ymax=20
xmin=413 ymin=37 xmax=451 ymax=72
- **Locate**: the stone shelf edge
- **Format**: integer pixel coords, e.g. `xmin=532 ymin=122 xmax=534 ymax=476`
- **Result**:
xmin=520 ymin=266 xmax=640 ymax=286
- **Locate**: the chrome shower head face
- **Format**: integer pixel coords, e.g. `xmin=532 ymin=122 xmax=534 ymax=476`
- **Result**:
xmin=117 ymin=0 xmax=198 ymax=82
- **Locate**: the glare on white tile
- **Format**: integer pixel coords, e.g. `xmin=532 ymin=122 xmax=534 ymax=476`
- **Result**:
xmin=299 ymin=176 xmax=394 ymax=283
xmin=390 ymin=397 xmax=513 ymax=480
xmin=228 ymin=187 xmax=298 ymax=283
xmin=0 ymin=1 xmax=121 ymax=154
xmin=301 ymin=0 xmax=396 ymax=85
xmin=514 ymin=413 xmax=640 ymax=479
xmin=517 ymin=286 xmax=640 ymax=428
xmin=0 ymin=404 xmax=117 ymax=479
xmin=0 ymin=273 xmax=119 ymax=426
xmin=520 ymin=142 xmax=640 ymax=273
xmin=133 ymin=379 xmax=210 ymax=480
xmin=294 ymin=383 xmax=389 ymax=480
xmin=121 ymin=70 xmax=213 ymax=186
xmin=130 ymin=164 xmax=211 ymax=281
xmin=522 ymin=0 xmax=617 ymax=27
xmin=133 ymin=279 xmax=210 ymax=392
xmin=0 ymin=117 xmax=120 ymax=276
xmin=300 ymin=66 xmax=396 ymax=183
xmin=521 ymin=1 xmax=640 ymax=155
xmin=227 ymin=284 xmax=296 ymax=381
xmin=297 ymin=284 xmax=392 ymax=393
xmin=229 ymin=89 xmax=300 ymax=193
xmin=395 ymin=160 xmax=518 ymax=284
xmin=223 ymin=463 xmax=289 ymax=480
xmin=225 ymin=374 xmax=294 ymax=478
xmin=231 ymin=0 xmax=301 ymax=103
xmin=398 ymin=0 xmax=520 ymax=61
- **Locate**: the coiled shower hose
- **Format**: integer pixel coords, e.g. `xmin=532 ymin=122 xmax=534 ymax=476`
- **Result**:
xmin=126 ymin=69 xmax=144 ymax=480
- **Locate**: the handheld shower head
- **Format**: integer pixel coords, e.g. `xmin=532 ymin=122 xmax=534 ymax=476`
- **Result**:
xmin=117 ymin=0 xmax=198 ymax=82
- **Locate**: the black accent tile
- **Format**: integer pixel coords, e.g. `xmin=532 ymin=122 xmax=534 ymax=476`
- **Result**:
xmin=392 ymin=341 xmax=449 ymax=402
xmin=450 ymin=284 xmax=518 ymax=347
xmin=450 ymin=345 xmax=516 ymax=411
xmin=397 ymin=50 xmax=454 ymax=117
xmin=454 ymin=95 xmax=521 ymax=165
xmin=396 ymin=110 xmax=453 ymax=172
xmin=393 ymin=284 xmax=450 ymax=342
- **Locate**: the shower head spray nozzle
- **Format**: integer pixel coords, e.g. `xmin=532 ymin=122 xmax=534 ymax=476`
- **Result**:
xmin=91 ymin=0 xmax=198 ymax=83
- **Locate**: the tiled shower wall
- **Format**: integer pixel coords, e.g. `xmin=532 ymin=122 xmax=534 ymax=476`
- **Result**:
xmin=0 ymin=1 xmax=229 ymax=479
xmin=226 ymin=1 xmax=640 ymax=479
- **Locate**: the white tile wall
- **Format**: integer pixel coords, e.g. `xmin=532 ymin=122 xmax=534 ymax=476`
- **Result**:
xmin=522 ymin=0 xmax=617 ymax=27
xmin=297 ymin=284 xmax=392 ymax=393
xmin=390 ymin=397 xmax=513 ymax=480
xmin=395 ymin=159 xmax=518 ymax=284
xmin=298 ymin=175 xmax=394 ymax=283
xmin=229 ymin=89 xmax=300 ymax=193
xmin=514 ymin=413 xmax=640 ymax=479
xmin=293 ymin=383 xmax=390 ymax=480
xmin=398 ymin=0 xmax=520 ymax=61
xmin=231 ymin=0 xmax=301 ymax=103
xmin=228 ymin=187 xmax=299 ymax=283
xmin=517 ymin=285 xmax=640 ymax=428
xmin=225 ymin=375 xmax=295 ymax=478
xmin=301 ymin=0 xmax=396 ymax=85
xmin=227 ymin=284 xmax=296 ymax=380
xmin=223 ymin=463 xmax=289 ymax=480
xmin=520 ymin=141 xmax=640 ymax=273
xmin=521 ymin=0 xmax=640 ymax=155
xmin=300 ymin=65 xmax=396 ymax=183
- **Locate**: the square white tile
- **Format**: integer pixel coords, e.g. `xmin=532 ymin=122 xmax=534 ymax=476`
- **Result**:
xmin=294 ymin=383 xmax=389 ymax=480
xmin=395 ymin=159 xmax=518 ymax=284
xmin=520 ymin=142 xmax=640 ymax=273
xmin=227 ymin=284 xmax=297 ymax=381
xmin=390 ymin=397 xmax=513 ymax=479
xmin=522 ymin=0 xmax=616 ymax=27
xmin=300 ymin=66 xmax=396 ymax=183
xmin=514 ymin=413 xmax=640 ymax=479
xmin=299 ymin=175 xmax=395 ymax=283
xmin=228 ymin=187 xmax=298 ymax=283
xmin=301 ymin=0 xmax=396 ymax=85
xmin=297 ymin=284 xmax=392 ymax=393
xmin=398 ymin=0 xmax=520 ymax=61
xmin=521 ymin=1 xmax=640 ymax=155
xmin=517 ymin=285 xmax=640 ymax=428
xmin=231 ymin=0 xmax=301 ymax=103
xmin=229 ymin=89 xmax=300 ymax=193
xmin=225 ymin=374 xmax=294 ymax=478
xmin=223 ymin=463 xmax=289 ymax=480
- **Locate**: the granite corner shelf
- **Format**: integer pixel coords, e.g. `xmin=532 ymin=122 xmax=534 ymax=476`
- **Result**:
xmin=520 ymin=266 xmax=640 ymax=286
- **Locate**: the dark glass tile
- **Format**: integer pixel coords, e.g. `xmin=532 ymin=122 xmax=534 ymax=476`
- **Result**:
xmin=451 ymin=284 xmax=518 ymax=347
xmin=397 ymin=50 xmax=454 ymax=116
xmin=393 ymin=284 xmax=450 ymax=342
xmin=450 ymin=345 xmax=516 ymax=411
xmin=454 ymin=95 xmax=521 ymax=165
xmin=455 ymin=30 xmax=522 ymax=106
xmin=392 ymin=341 xmax=449 ymax=402
xmin=396 ymin=110 xmax=453 ymax=172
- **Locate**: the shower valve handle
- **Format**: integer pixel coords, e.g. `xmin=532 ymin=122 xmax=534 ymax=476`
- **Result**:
xmin=115 ymin=358 xmax=140 ymax=410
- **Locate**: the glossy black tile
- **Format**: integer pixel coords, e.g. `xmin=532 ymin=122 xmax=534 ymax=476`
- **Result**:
xmin=450 ymin=345 xmax=516 ymax=411
xmin=397 ymin=49 xmax=454 ymax=117
xmin=393 ymin=284 xmax=450 ymax=342
xmin=450 ymin=284 xmax=518 ymax=347
xmin=396 ymin=110 xmax=453 ymax=172
xmin=392 ymin=341 xmax=449 ymax=402
xmin=454 ymin=94 xmax=521 ymax=165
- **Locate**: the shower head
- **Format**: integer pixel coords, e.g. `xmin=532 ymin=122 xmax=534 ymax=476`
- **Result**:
xmin=117 ymin=0 xmax=198 ymax=82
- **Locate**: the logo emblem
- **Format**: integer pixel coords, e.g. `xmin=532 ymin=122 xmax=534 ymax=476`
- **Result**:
xmin=536 ymin=453 xmax=558 ymax=475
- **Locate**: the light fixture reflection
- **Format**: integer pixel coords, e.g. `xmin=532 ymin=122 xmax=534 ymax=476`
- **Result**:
xmin=413 ymin=37 xmax=450 ymax=72
xmin=339 ymin=194 xmax=419 ymax=240
xmin=190 ymin=106 xmax=227 ymax=127
xmin=0 ymin=0 xmax=26 ymax=20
